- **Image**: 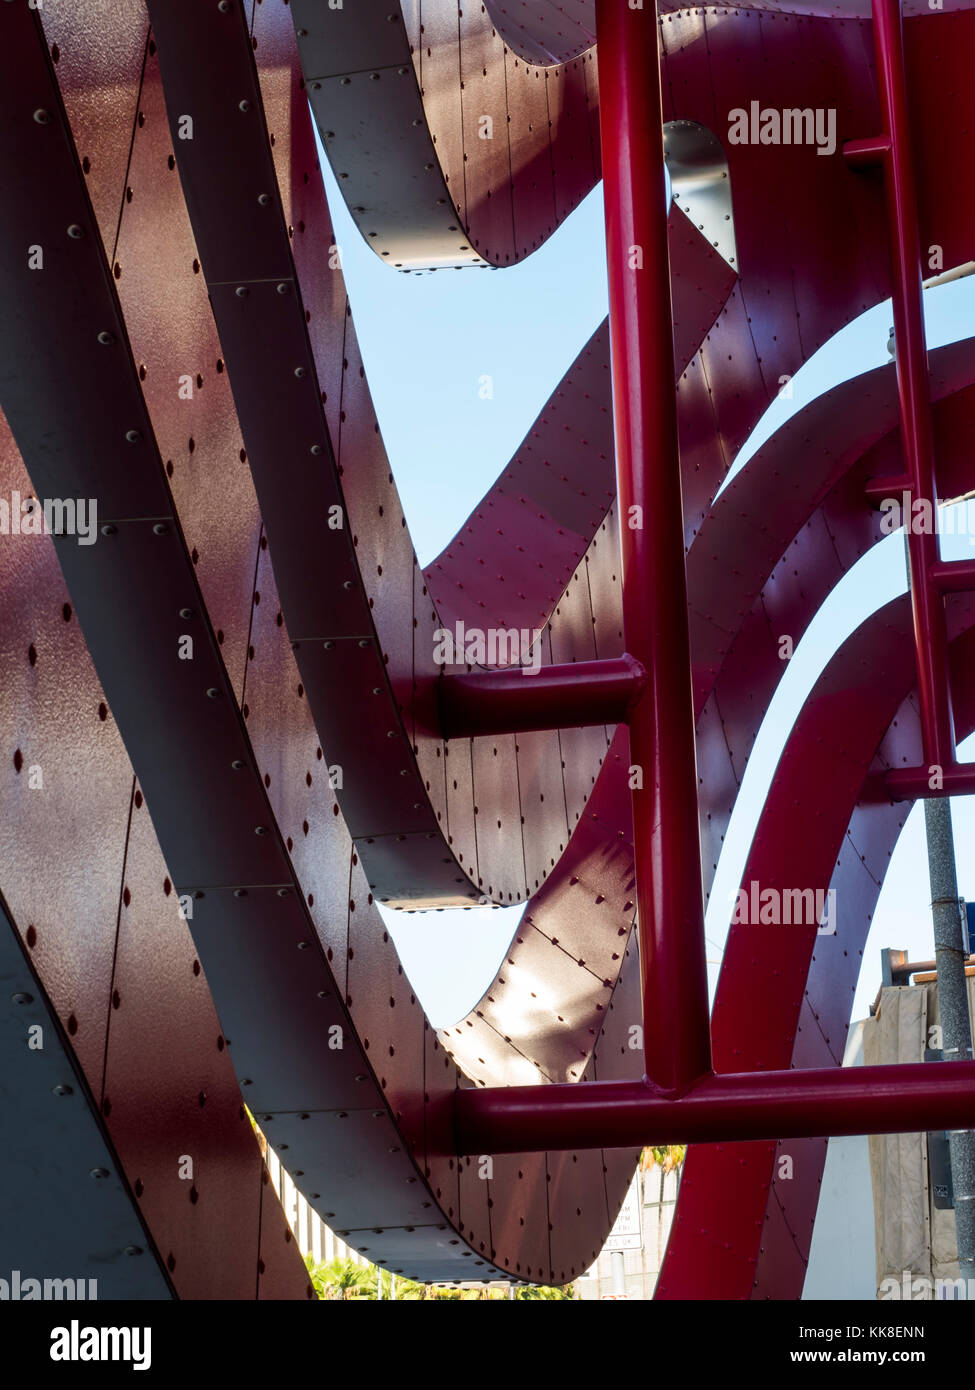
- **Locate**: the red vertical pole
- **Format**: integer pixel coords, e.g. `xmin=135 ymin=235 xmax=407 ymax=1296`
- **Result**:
xmin=873 ymin=0 xmax=954 ymax=771
xmin=595 ymin=0 xmax=711 ymax=1094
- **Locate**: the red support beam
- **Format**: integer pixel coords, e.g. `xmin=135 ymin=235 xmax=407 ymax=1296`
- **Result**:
xmin=453 ymin=1064 xmax=975 ymax=1154
xmin=931 ymin=558 xmax=975 ymax=594
xmin=595 ymin=0 xmax=711 ymax=1094
xmin=438 ymin=654 xmax=646 ymax=739
xmin=886 ymin=762 xmax=975 ymax=800
xmin=871 ymin=0 xmax=955 ymax=772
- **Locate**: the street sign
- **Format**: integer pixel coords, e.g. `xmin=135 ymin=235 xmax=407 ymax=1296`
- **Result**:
xmin=604 ymin=1175 xmax=643 ymax=1252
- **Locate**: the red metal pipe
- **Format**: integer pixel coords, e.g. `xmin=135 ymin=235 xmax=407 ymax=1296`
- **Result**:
xmin=931 ymin=558 xmax=975 ymax=594
xmin=595 ymin=0 xmax=711 ymax=1094
xmin=842 ymin=134 xmax=891 ymax=169
xmin=872 ymin=0 xmax=955 ymax=771
xmin=886 ymin=762 xmax=975 ymax=800
xmin=437 ymin=654 xmax=646 ymax=739
xmin=453 ymin=1063 xmax=975 ymax=1154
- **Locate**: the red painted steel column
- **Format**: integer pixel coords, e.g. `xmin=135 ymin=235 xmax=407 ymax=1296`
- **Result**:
xmin=873 ymin=0 xmax=954 ymax=771
xmin=596 ymin=0 xmax=711 ymax=1093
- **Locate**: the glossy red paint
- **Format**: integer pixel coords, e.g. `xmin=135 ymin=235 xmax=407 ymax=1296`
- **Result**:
xmin=596 ymin=0 xmax=711 ymax=1095
xmin=454 ymin=1061 xmax=975 ymax=1153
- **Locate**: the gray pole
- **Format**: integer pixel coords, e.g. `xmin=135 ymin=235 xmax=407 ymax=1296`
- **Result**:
xmin=923 ymin=796 xmax=975 ymax=1280
xmin=610 ymin=1250 xmax=626 ymax=1299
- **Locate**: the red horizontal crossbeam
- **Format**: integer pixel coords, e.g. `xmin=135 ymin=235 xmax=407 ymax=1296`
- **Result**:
xmin=931 ymin=558 xmax=975 ymax=594
xmin=453 ymin=1064 xmax=975 ymax=1154
xmin=437 ymin=654 xmax=646 ymax=739
xmin=886 ymin=762 xmax=975 ymax=800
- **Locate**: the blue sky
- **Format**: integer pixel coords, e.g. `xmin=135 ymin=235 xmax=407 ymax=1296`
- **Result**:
xmin=317 ymin=138 xmax=975 ymax=1033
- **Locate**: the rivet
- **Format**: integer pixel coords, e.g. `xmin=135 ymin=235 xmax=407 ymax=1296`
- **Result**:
xmin=52 ymin=1085 xmax=73 ymax=1097
xmin=100 ymin=524 xmax=117 ymax=537
xmin=124 ymin=1246 xmax=143 ymax=1257
xmin=297 ymin=941 xmax=310 ymax=950
xmin=235 ymin=286 xmax=248 ymax=297
xmin=218 ymin=0 xmax=232 ymax=9
xmin=89 ymin=1167 xmax=110 ymax=1180
xmin=206 ymin=687 xmax=221 ymax=699
xmin=310 ymin=444 xmax=322 ymax=455
xmin=67 ymin=224 xmax=84 ymax=239
xmin=323 ymin=640 xmax=334 ymax=650
xmin=258 ymin=193 xmax=271 ymax=205
xmin=11 ymin=992 xmax=33 ymax=1005
xmin=238 ymin=100 xmax=251 ymax=113
xmin=125 ymin=430 xmax=142 ymax=444
xmin=231 ymin=759 xmax=245 ymax=770
xmin=297 ymin=26 xmax=308 ymax=36
xmin=152 ymin=522 xmax=169 ymax=535
xmin=254 ymin=826 xmax=268 ymax=835
xmin=294 ymin=366 xmax=306 ymax=378
xmin=342 ymin=580 xmax=354 ymax=590
xmin=33 ymin=109 xmax=51 ymax=125
xmin=179 ymin=607 xmax=194 ymax=619
xmin=276 ymin=282 xmax=290 ymax=294
xmin=234 ymin=888 xmax=248 ymax=898
xmin=97 ymin=331 xmax=115 ymax=345
xmin=357 ymin=639 xmax=370 ymax=648
xmin=276 ymin=888 xmax=291 ymax=897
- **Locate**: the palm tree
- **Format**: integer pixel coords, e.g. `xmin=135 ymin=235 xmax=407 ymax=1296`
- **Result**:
xmin=305 ymin=1254 xmax=370 ymax=1300
xmin=640 ymin=1145 xmax=686 ymax=1267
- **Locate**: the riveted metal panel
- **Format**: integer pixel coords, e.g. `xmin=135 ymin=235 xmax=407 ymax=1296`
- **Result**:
xmin=257 ymin=1168 xmax=316 ymax=1301
xmin=346 ymin=855 xmax=427 ymax=1141
xmin=258 ymin=1108 xmax=433 ymax=1229
xmin=189 ymin=886 xmax=368 ymax=1115
xmin=442 ymin=1008 xmax=547 ymax=1088
xmin=204 ymin=281 xmax=364 ymax=643
xmin=517 ymin=728 xmax=571 ymax=893
xmin=296 ymin=639 xmax=435 ymax=839
xmin=0 ymin=897 xmax=172 ymax=1299
xmin=0 ymin=436 xmax=129 ymax=1090
xmin=293 ymin=0 xmax=410 ymax=79
xmin=444 ymin=734 xmax=480 ymax=886
xmin=113 ymin=44 xmax=258 ymax=701
xmin=40 ymin=0 xmax=148 ymax=257
xmin=457 ymin=1144 xmax=494 ymax=1268
xmin=101 ymin=795 xmax=268 ymax=1301
xmin=546 ymin=58 xmax=594 ymax=225
xmin=245 ymin=542 xmax=358 ymax=977
xmin=53 ymin=523 xmax=286 ymax=891
xmin=486 ymin=1151 xmax=551 ymax=1282
xmin=506 ymin=54 xmax=557 ymax=257
xmin=459 ymin=8 xmax=515 ymax=262
xmin=547 ymin=1145 xmax=608 ymax=1286
xmin=471 ymin=733 xmax=527 ymax=902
